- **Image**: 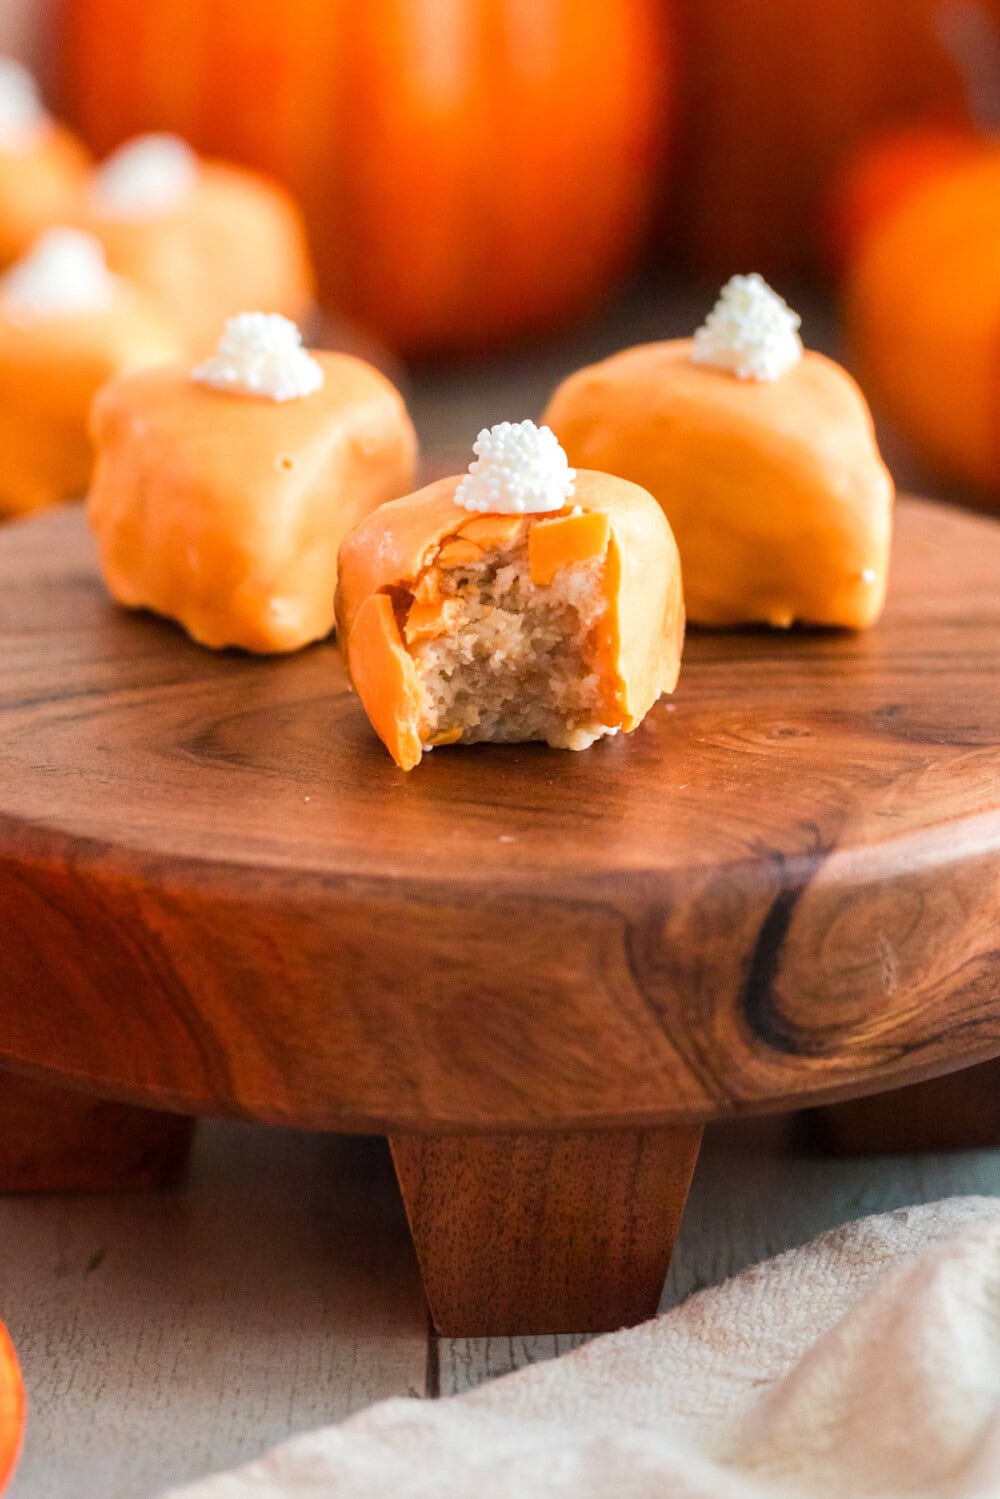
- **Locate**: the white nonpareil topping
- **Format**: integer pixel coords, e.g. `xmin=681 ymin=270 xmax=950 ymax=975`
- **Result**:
xmin=692 ymin=273 xmax=803 ymax=382
xmin=192 ymin=313 xmax=324 ymax=402
xmin=454 ymin=420 xmax=576 ymax=515
xmin=0 ymin=229 xmax=117 ymax=321
xmin=0 ymin=58 xmax=47 ymax=150
xmin=92 ymin=134 xmax=198 ymax=218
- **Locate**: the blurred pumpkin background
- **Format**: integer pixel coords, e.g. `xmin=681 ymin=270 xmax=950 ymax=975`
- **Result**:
xmin=4 ymin=0 xmax=1000 ymax=502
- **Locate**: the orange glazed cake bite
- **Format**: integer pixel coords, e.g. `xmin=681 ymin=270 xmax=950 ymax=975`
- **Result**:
xmin=544 ymin=275 xmax=894 ymax=630
xmin=0 ymin=59 xmax=89 ymax=268
xmin=336 ymin=420 xmax=684 ymax=771
xmin=77 ymin=135 xmax=315 ymax=355
xmin=88 ymin=313 xmax=416 ymax=653
xmin=0 ymin=228 xmax=184 ymax=516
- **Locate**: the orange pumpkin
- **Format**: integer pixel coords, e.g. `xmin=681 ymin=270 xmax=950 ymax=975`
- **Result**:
xmin=670 ymin=0 xmax=1000 ymax=274
xmin=57 ymin=0 xmax=671 ymax=357
xmin=844 ymin=136 xmax=1000 ymax=493
xmin=827 ymin=123 xmax=981 ymax=273
xmin=0 ymin=1319 xmax=24 ymax=1495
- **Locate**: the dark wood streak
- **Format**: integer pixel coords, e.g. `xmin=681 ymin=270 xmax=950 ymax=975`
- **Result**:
xmin=741 ymin=875 xmax=823 ymax=1057
xmin=740 ymin=829 xmax=840 ymax=1059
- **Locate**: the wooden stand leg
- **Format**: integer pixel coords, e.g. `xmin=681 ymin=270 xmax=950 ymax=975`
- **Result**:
xmin=390 ymin=1124 xmax=703 ymax=1336
xmin=811 ymin=1059 xmax=1000 ymax=1155
xmin=0 ymin=1071 xmax=195 ymax=1192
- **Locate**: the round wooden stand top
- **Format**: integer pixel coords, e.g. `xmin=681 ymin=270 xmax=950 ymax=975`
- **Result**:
xmin=1 ymin=498 xmax=999 ymax=1133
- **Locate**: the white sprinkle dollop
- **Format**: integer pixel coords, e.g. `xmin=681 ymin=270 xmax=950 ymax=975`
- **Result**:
xmin=0 ymin=58 xmax=47 ymax=151
xmin=0 ymin=228 xmax=117 ymax=321
xmin=692 ymin=273 xmax=803 ymax=382
xmin=92 ymin=133 xmax=198 ymax=218
xmin=192 ymin=313 xmax=324 ymax=402
xmin=454 ymin=420 xmax=575 ymax=515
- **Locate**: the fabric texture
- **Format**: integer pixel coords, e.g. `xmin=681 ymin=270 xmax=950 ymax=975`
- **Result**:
xmin=163 ymin=1196 xmax=1000 ymax=1498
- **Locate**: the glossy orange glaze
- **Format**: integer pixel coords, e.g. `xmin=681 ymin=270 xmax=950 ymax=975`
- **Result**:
xmin=544 ymin=339 xmax=893 ymax=629
xmin=336 ymin=470 xmax=684 ymax=769
xmin=88 ymin=352 xmax=417 ymax=653
xmin=0 ymin=125 xmax=89 ymax=267
xmin=0 ymin=284 xmax=185 ymax=516
xmin=77 ymin=160 xmax=315 ymax=356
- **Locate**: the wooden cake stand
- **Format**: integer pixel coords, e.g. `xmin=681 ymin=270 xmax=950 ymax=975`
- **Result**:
xmin=1 ymin=497 xmax=999 ymax=1336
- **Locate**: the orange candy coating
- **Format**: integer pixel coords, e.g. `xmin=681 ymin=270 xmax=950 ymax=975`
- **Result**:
xmin=0 ymin=283 xmax=185 ymax=516
xmin=88 ymin=352 xmax=417 ymax=653
xmin=350 ymin=592 xmax=425 ymax=772
xmin=543 ymin=339 xmax=894 ymax=630
xmin=336 ymin=470 xmax=684 ymax=770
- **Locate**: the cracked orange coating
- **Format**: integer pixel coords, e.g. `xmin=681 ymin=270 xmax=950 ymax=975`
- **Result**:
xmin=529 ymin=509 xmax=611 ymax=585
xmin=543 ymin=338 xmax=894 ymax=630
xmin=349 ymin=592 xmax=424 ymax=771
xmin=77 ymin=160 xmax=315 ymax=356
xmin=335 ymin=469 xmax=684 ymax=769
xmin=0 ymin=283 xmax=185 ymax=516
xmin=0 ymin=125 xmax=89 ymax=267
xmin=88 ymin=351 xmax=417 ymax=653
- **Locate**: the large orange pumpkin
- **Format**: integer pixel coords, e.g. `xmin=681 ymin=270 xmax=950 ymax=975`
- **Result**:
xmin=844 ymin=135 xmax=1000 ymax=494
xmin=57 ymin=0 xmax=671 ymax=357
xmin=0 ymin=1319 xmax=24 ymax=1495
xmin=670 ymin=0 xmax=1000 ymax=274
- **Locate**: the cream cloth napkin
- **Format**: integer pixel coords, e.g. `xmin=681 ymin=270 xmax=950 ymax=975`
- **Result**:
xmin=163 ymin=1196 xmax=1000 ymax=1498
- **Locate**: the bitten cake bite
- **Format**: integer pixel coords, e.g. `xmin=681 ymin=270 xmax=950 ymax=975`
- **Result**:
xmin=0 ymin=59 xmax=89 ymax=268
xmin=544 ymin=275 xmax=894 ymax=630
xmin=88 ymin=313 xmax=417 ymax=653
xmin=335 ymin=420 xmax=684 ymax=771
xmin=77 ymin=135 xmax=315 ymax=354
xmin=0 ymin=228 xmax=185 ymax=516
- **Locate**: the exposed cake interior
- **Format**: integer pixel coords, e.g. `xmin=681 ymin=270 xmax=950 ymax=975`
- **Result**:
xmin=406 ymin=530 xmax=617 ymax=752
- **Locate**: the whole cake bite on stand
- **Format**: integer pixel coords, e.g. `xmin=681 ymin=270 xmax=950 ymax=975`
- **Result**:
xmin=0 ymin=226 xmax=184 ymax=516
xmin=88 ymin=312 xmax=417 ymax=653
xmin=335 ymin=420 xmax=685 ymax=769
xmin=544 ymin=274 xmax=894 ymax=630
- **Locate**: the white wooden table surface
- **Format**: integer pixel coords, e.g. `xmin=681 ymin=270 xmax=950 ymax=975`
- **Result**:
xmin=1 ymin=1114 xmax=998 ymax=1498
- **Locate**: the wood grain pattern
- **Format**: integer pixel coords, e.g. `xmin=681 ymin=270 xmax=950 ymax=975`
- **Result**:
xmin=391 ymin=1126 xmax=702 ymax=1334
xmin=0 ymin=1071 xmax=193 ymax=1192
xmin=0 ymin=498 xmax=999 ymax=1130
xmin=440 ymin=1113 xmax=1000 ymax=1394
